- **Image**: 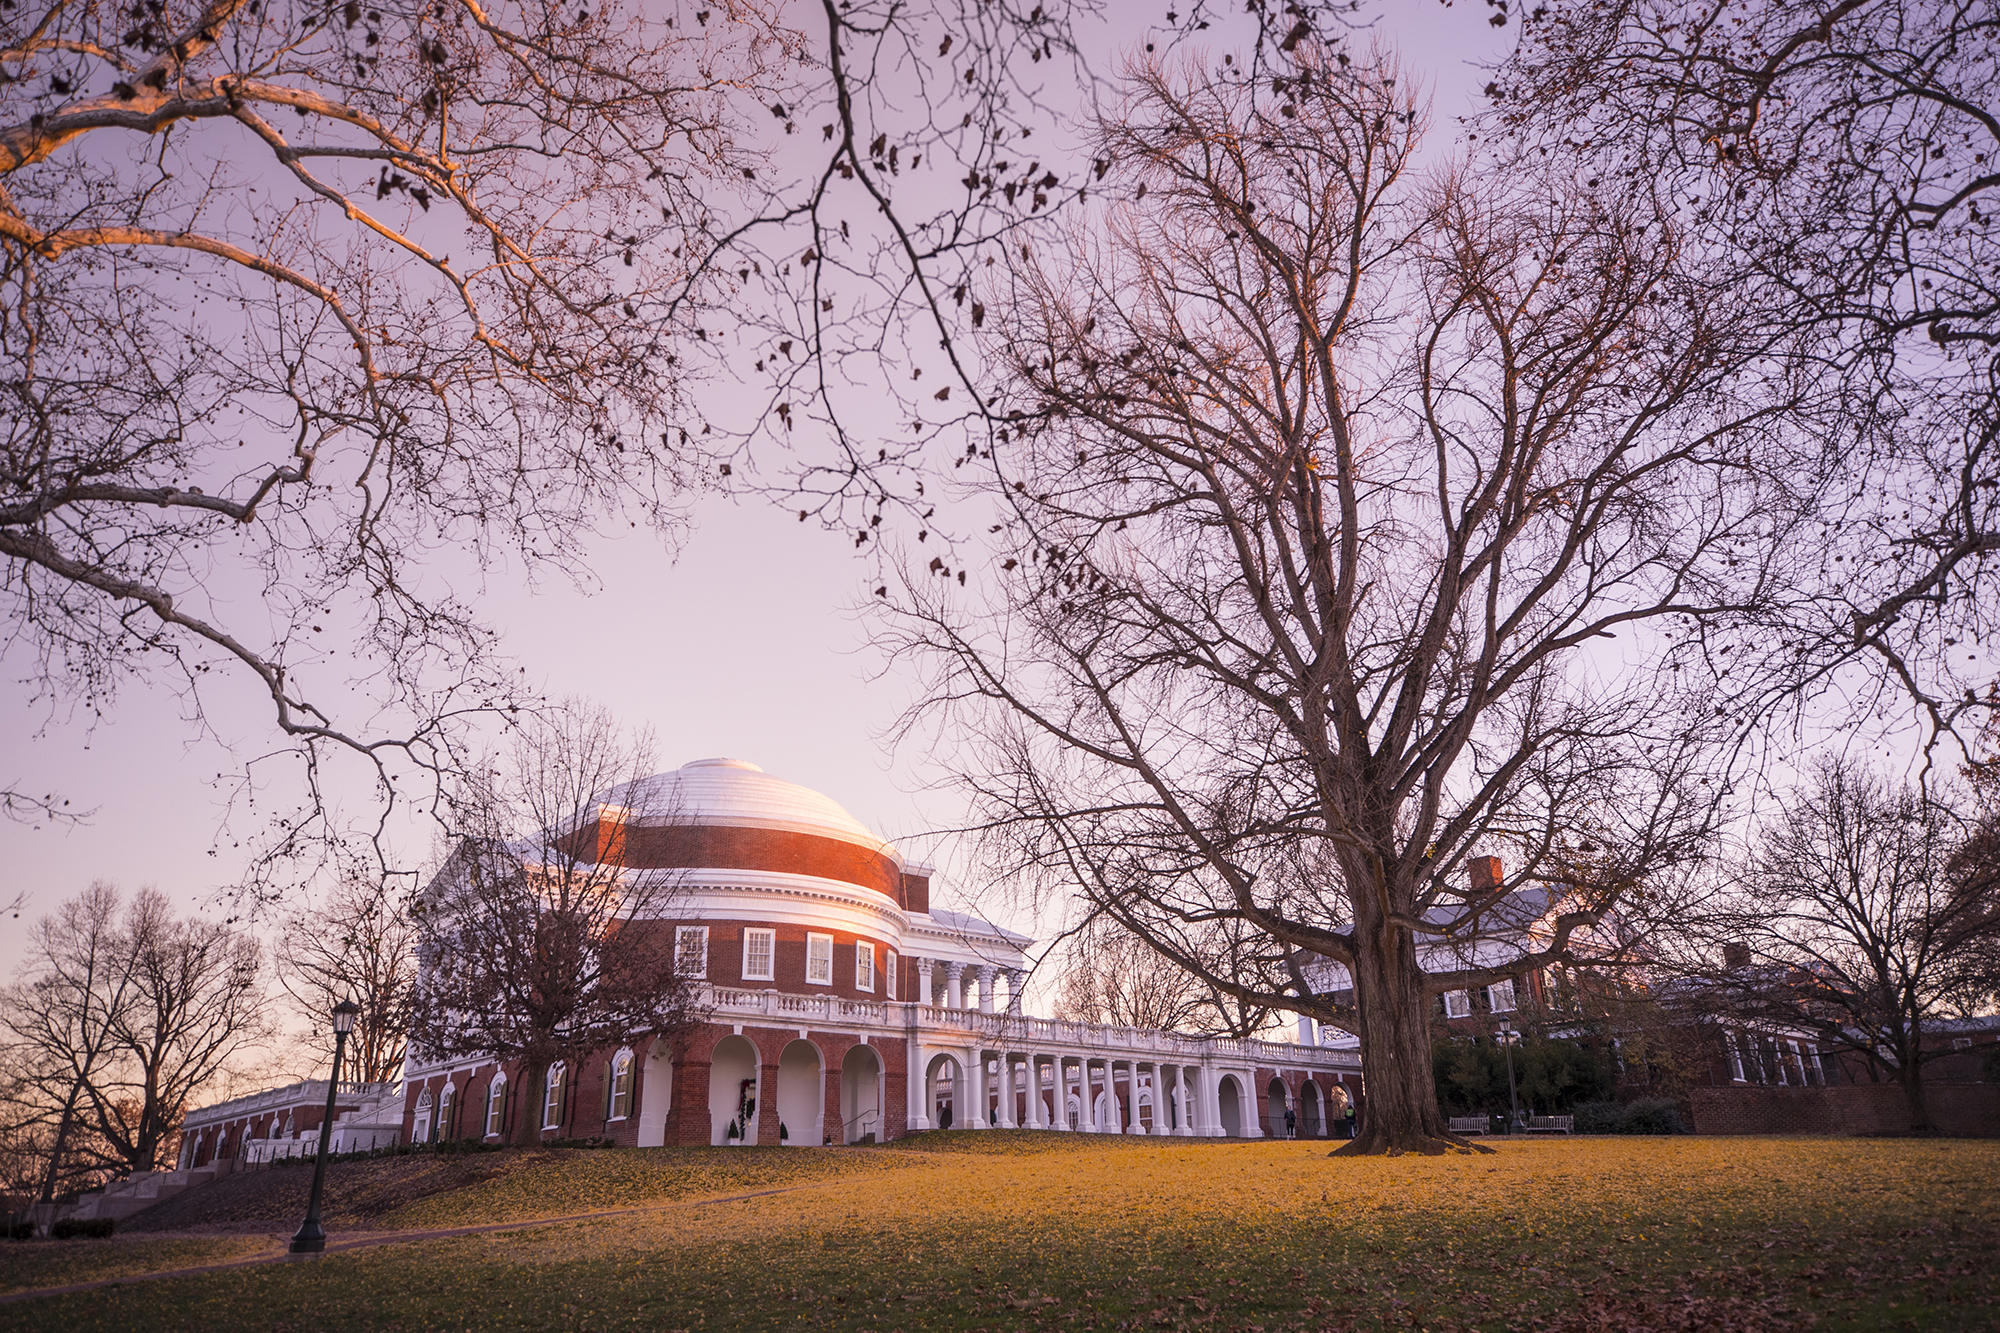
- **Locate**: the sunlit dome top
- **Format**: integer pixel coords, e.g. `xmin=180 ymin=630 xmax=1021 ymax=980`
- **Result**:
xmin=598 ymin=758 xmax=895 ymax=859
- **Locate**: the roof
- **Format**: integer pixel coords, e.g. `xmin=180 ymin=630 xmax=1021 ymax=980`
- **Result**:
xmin=598 ymin=758 xmax=897 ymax=860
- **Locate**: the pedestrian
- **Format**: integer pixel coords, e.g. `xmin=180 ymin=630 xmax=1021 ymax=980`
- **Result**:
xmin=1343 ymin=1101 xmax=1357 ymax=1139
xmin=939 ymin=1103 xmax=954 ymax=1130
xmin=1284 ymin=1106 xmax=1297 ymax=1139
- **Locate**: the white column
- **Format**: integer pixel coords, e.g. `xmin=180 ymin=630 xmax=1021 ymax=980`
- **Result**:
xmin=945 ymin=962 xmax=965 ymax=1010
xmin=1055 ymin=1058 xmax=1073 ymax=1130
xmin=1133 ymin=1064 xmax=1151 ymax=1135
xmin=967 ymin=1050 xmax=989 ymax=1128
xmin=995 ymin=1055 xmax=1017 ymax=1128
xmin=1198 ymin=1066 xmax=1221 ymax=1137
xmin=1025 ymin=1056 xmax=1045 ymax=1128
xmin=908 ymin=1038 xmax=932 ymax=1131
xmin=1108 ymin=1061 xmax=1126 ymax=1133
xmin=977 ymin=965 xmax=997 ymax=1013
xmin=1006 ymin=968 xmax=1026 ymax=1016
xmin=915 ymin=958 xmax=936 ymax=1010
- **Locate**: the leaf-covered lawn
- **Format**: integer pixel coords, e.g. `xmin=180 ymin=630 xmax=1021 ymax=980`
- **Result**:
xmin=3 ymin=1135 xmax=1993 ymax=1331
xmin=0 ymin=1233 xmax=267 ymax=1296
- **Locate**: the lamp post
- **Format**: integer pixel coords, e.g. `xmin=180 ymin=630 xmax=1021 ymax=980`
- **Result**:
xmin=289 ymin=998 xmax=360 ymax=1256
xmin=1499 ymin=1015 xmax=1522 ymax=1132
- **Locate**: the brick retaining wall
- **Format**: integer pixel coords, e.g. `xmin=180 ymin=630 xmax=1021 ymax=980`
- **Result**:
xmin=1690 ymin=1082 xmax=2000 ymax=1137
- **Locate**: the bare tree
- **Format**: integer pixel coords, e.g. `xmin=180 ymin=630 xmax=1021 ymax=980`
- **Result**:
xmin=275 ymin=869 xmax=417 ymax=1084
xmin=409 ymin=701 xmax=700 ymax=1146
xmin=1 ymin=882 xmax=138 ymax=1199
xmin=1052 ymin=919 xmax=1210 ymax=1031
xmin=1696 ymin=758 xmax=1993 ymax=1133
xmin=88 ymin=889 xmax=270 ymax=1173
xmin=0 ymin=0 xmax=801 ymax=867
xmin=1495 ymin=1 xmax=2000 ymax=746
xmin=0 ymin=883 xmax=268 ymax=1189
xmin=889 ymin=49 xmax=1793 ymax=1153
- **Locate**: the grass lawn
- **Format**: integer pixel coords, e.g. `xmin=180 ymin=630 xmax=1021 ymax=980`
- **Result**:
xmin=0 ymin=1134 xmax=1993 ymax=1332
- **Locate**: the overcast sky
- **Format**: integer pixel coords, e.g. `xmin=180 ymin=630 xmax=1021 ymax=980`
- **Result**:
xmin=0 ymin=4 xmax=1518 ymax=988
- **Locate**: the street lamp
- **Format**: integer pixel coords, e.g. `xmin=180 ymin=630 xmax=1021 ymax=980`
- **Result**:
xmin=1499 ymin=1015 xmax=1522 ymax=1132
xmin=289 ymin=997 xmax=360 ymax=1256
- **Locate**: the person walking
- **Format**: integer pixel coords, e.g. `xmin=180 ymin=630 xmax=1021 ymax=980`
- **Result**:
xmin=1284 ymin=1106 xmax=1297 ymax=1140
xmin=1343 ymin=1101 xmax=1357 ymax=1139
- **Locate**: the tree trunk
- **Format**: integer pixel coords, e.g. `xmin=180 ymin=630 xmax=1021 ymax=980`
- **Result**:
xmin=1898 ymin=1060 xmax=1932 ymax=1135
xmin=1331 ymin=918 xmax=1491 ymax=1157
xmin=516 ymin=1059 xmax=548 ymax=1147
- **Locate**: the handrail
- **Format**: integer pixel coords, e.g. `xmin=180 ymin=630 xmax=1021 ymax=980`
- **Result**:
xmin=693 ymin=985 xmax=1360 ymax=1067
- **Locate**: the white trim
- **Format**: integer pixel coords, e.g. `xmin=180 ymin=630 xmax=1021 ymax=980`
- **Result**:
xmin=855 ymin=941 xmax=876 ymax=992
xmin=1444 ymin=990 xmax=1471 ymax=1019
xmin=609 ymin=1048 xmax=634 ymax=1121
xmin=743 ymin=928 xmax=776 ymax=982
xmin=485 ymin=1073 xmax=507 ymax=1137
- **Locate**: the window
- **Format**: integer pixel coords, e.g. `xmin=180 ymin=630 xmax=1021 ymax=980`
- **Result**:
xmin=1487 ymin=979 xmax=1517 ymax=1013
xmin=413 ymin=1092 xmax=433 ymax=1144
xmin=543 ymin=1064 xmax=566 ymax=1130
xmin=886 ymin=952 xmax=898 ymax=1001
xmin=485 ymin=1075 xmax=507 ymax=1137
xmin=856 ymin=942 xmax=875 ymax=991
xmin=676 ymin=926 xmax=709 ymax=978
xmin=1443 ymin=990 xmax=1471 ymax=1019
xmin=742 ymin=928 xmax=775 ymax=981
xmin=1954 ymin=1037 xmax=1974 ymax=1051
xmin=806 ymin=932 xmax=834 ymax=985
xmin=439 ymin=1084 xmax=455 ymax=1140
xmin=609 ymin=1050 xmax=633 ymax=1121
xmin=1726 ymin=1031 xmax=1746 ymax=1082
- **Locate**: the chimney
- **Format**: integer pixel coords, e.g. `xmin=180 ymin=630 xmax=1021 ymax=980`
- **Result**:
xmin=1722 ymin=942 xmax=1752 ymax=971
xmin=1468 ymin=855 xmax=1504 ymax=894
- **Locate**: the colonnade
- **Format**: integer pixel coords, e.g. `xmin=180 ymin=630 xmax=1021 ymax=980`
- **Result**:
xmin=909 ymin=957 xmax=1027 ymax=1014
xmin=915 ymin=1047 xmax=1259 ymax=1137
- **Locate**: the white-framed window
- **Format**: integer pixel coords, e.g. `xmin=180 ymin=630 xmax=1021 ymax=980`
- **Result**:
xmin=806 ymin=932 xmax=834 ymax=986
xmin=413 ymin=1091 xmax=433 ymax=1144
xmin=609 ymin=1049 xmax=634 ymax=1121
xmin=1443 ymin=990 xmax=1471 ymax=1019
xmin=676 ymin=925 xmax=709 ymax=978
xmin=886 ymin=951 xmax=898 ymax=1000
xmin=742 ymin=928 xmax=776 ymax=981
xmin=1726 ymin=1031 xmax=1746 ymax=1082
xmin=1953 ymin=1036 xmax=1973 ymax=1051
xmin=856 ymin=942 xmax=875 ymax=991
xmin=439 ymin=1083 xmax=455 ymax=1139
xmin=1487 ymin=979 xmax=1517 ymax=1013
xmin=543 ymin=1063 xmax=566 ymax=1130
xmin=485 ymin=1074 xmax=507 ymax=1137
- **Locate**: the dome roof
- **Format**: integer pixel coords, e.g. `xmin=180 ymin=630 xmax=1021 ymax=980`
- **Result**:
xmin=599 ymin=759 xmax=896 ymax=860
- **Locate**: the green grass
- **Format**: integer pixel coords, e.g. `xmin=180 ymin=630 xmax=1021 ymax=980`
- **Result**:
xmin=1 ymin=1135 xmax=1994 ymax=1332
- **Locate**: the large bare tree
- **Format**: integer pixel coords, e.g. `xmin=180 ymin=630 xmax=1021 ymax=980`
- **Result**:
xmin=409 ymin=701 xmax=699 ymax=1146
xmin=890 ymin=50 xmax=1796 ymax=1153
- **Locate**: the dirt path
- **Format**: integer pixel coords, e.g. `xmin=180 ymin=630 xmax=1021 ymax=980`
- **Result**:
xmin=0 ymin=1180 xmax=824 ymax=1307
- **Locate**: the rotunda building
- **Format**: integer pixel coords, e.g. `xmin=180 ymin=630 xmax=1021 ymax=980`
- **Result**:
xmin=381 ymin=758 xmax=1365 ymax=1152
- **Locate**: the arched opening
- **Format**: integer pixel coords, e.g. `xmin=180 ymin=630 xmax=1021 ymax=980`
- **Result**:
xmin=777 ymin=1039 xmax=823 ymax=1147
xmin=709 ymin=1035 xmax=760 ymax=1145
xmin=1136 ymin=1070 xmax=1154 ymax=1132
xmin=1330 ymin=1084 xmax=1354 ymax=1139
xmin=635 ymin=1037 xmax=673 ymax=1148
xmin=1267 ymin=1077 xmax=1290 ymax=1138
xmin=1217 ymin=1075 xmax=1243 ymax=1137
xmin=925 ymin=1052 xmax=963 ymax=1129
xmin=840 ymin=1044 xmax=883 ymax=1143
xmin=1299 ymin=1080 xmax=1324 ymax=1138
xmin=412 ymin=1091 xmax=433 ymax=1144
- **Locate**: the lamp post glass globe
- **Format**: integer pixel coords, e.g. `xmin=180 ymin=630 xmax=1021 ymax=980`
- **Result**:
xmin=289 ymin=998 xmax=361 ymax=1256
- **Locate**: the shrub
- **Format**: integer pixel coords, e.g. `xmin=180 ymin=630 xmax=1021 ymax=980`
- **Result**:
xmin=1572 ymin=1098 xmax=1688 ymax=1135
xmin=5 ymin=1218 xmax=35 ymax=1241
xmin=50 ymin=1217 xmax=115 ymax=1239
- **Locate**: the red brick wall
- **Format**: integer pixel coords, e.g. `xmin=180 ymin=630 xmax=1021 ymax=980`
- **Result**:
xmin=1690 ymin=1083 xmax=2000 ymax=1137
xmin=665 ymin=917 xmax=900 ymax=1001
xmin=573 ymin=821 xmax=906 ymax=901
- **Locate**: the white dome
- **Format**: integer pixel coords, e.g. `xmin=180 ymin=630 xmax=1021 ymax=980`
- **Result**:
xmin=600 ymin=759 xmax=895 ymax=859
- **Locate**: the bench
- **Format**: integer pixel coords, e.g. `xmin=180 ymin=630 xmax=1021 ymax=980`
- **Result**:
xmin=1524 ymin=1115 xmax=1573 ymax=1134
xmin=1446 ymin=1116 xmax=1490 ymax=1135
